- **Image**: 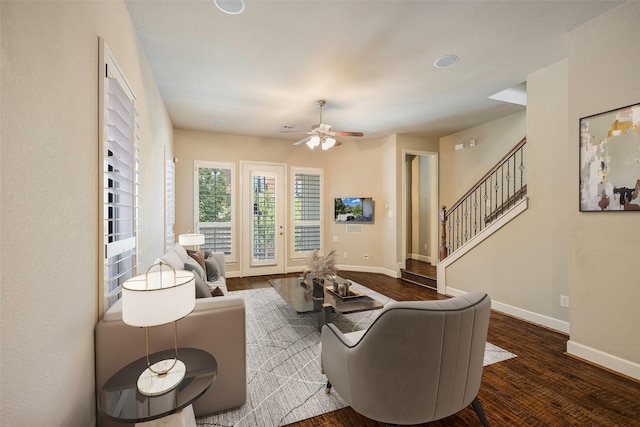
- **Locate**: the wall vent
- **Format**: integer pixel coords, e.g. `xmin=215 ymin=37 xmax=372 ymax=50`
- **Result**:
xmin=346 ymin=225 xmax=363 ymax=233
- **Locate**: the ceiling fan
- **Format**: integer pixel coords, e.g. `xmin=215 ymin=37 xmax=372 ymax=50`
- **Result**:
xmin=284 ymin=100 xmax=364 ymax=150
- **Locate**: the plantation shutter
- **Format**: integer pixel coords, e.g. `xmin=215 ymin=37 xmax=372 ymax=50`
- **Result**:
xmin=166 ymin=153 xmax=175 ymax=249
xmin=100 ymin=40 xmax=140 ymax=312
xmin=195 ymin=161 xmax=234 ymax=259
xmin=293 ymin=170 xmax=322 ymax=254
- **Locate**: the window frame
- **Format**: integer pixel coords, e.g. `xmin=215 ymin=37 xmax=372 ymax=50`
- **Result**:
xmin=193 ymin=160 xmax=236 ymax=262
xmin=98 ymin=39 xmax=140 ymax=314
xmin=290 ymin=167 xmax=323 ymax=259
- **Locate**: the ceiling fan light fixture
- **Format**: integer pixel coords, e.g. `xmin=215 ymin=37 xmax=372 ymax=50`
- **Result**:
xmin=322 ymin=137 xmax=336 ymax=150
xmin=307 ymin=136 xmax=321 ymax=149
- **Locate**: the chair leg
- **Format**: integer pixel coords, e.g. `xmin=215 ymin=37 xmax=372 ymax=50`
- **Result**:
xmin=325 ymin=381 xmax=332 ymax=394
xmin=471 ymin=396 xmax=490 ymax=427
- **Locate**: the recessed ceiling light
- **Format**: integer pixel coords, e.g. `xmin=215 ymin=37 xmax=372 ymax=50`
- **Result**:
xmin=214 ymin=0 xmax=245 ymax=15
xmin=434 ymin=55 xmax=459 ymax=69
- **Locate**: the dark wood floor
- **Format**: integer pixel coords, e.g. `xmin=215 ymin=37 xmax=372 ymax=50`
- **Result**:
xmin=405 ymin=258 xmax=437 ymax=279
xmin=227 ymin=271 xmax=640 ymax=427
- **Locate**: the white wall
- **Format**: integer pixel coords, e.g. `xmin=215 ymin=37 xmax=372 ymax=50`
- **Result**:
xmin=0 ymin=1 xmax=172 ymax=425
xmin=567 ymin=2 xmax=640 ymax=377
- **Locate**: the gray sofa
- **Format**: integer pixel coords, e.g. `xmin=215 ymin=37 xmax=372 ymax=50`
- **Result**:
xmin=95 ymin=247 xmax=246 ymax=426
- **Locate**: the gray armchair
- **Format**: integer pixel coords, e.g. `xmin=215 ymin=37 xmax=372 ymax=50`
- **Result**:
xmin=320 ymin=291 xmax=491 ymax=426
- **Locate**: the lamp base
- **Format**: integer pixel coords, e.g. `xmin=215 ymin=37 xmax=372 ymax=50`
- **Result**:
xmin=137 ymin=359 xmax=186 ymax=396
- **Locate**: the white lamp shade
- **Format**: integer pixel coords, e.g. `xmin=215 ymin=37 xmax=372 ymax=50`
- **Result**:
xmin=178 ymin=233 xmax=205 ymax=246
xmin=122 ymin=269 xmax=195 ymax=327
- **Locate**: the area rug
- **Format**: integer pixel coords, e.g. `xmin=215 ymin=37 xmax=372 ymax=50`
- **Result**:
xmin=196 ymin=282 xmax=515 ymax=427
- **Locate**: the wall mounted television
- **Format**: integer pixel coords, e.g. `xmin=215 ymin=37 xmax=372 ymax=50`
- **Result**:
xmin=334 ymin=197 xmax=374 ymax=224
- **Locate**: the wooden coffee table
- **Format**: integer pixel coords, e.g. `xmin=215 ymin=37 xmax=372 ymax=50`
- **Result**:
xmin=269 ymin=277 xmax=384 ymax=330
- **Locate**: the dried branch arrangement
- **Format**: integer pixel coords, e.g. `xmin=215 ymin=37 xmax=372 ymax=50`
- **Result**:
xmin=303 ymin=249 xmax=337 ymax=279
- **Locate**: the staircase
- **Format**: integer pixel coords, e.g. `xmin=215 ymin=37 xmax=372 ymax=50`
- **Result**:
xmin=439 ymin=137 xmax=527 ymax=260
xmin=436 ymin=137 xmax=529 ymax=294
xmin=401 ymin=259 xmax=437 ymax=290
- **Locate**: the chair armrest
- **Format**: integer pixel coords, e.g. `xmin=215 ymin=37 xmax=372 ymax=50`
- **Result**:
xmin=320 ymin=324 xmax=354 ymax=402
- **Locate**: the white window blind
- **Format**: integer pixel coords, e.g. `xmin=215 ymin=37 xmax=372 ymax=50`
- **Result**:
xmin=252 ymin=174 xmax=277 ymax=262
xmin=292 ymin=168 xmax=322 ymax=255
xmin=194 ymin=161 xmax=235 ymax=260
xmin=99 ymin=39 xmax=140 ymax=313
xmin=165 ymin=153 xmax=175 ymax=250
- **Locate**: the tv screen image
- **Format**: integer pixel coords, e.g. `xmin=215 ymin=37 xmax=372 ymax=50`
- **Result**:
xmin=334 ymin=197 xmax=374 ymax=223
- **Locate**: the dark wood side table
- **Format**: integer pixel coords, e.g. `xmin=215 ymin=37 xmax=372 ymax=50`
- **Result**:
xmin=99 ymin=348 xmax=217 ymax=426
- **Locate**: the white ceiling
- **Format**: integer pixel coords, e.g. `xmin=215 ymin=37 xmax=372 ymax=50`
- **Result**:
xmin=125 ymin=0 xmax=621 ymax=142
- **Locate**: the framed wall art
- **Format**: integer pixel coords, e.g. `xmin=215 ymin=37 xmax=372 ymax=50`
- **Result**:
xmin=579 ymin=103 xmax=640 ymax=211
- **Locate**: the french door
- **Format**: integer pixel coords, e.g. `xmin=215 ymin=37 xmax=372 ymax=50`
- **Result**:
xmin=241 ymin=162 xmax=286 ymax=276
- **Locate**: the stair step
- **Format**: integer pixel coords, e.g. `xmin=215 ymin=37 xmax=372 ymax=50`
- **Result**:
xmin=400 ymin=269 xmax=437 ymax=291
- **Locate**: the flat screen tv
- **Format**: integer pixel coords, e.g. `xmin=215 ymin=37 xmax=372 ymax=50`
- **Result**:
xmin=334 ymin=197 xmax=374 ymax=224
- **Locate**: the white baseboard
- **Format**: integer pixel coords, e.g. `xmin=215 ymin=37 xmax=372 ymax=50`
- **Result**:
xmin=567 ymin=340 xmax=640 ymax=381
xmin=446 ymin=286 xmax=570 ymax=334
xmin=336 ymin=263 xmax=398 ymax=278
xmin=409 ymin=253 xmax=434 ymax=265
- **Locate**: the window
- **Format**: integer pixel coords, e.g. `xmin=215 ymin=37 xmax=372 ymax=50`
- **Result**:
xmin=165 ymin=151 xmax=175 ymax=249
xmin=195 ymin=161 xmax=235 ymax=261
xmin=292 ymin=168 xmax=323 ymax=257
xmin=252 ymin=173 xmax=277 ymax=263
xmin=99 ymin=39 xmax=139 ymax=313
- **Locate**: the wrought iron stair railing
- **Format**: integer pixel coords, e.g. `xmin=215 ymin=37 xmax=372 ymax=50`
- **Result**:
xmin=439 ymin=137 xmax=527 ymax=261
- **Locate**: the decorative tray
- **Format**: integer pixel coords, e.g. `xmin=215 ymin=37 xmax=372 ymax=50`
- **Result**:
xmin=326 ymin=286 xmax=366 ymax=300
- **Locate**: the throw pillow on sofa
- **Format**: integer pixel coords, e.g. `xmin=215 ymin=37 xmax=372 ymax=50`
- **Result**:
xmin=189 ymin=251 xmax=207 ymax=273
xmin=205 ymin=256 xmax=220 ymax=281
xmin=184 ymin=256 xmax=205 ymax=281
xmin=195 ymin=276 xmax=211 ymax=298
xmin=158 ymin=248 xmax=184 ymax=271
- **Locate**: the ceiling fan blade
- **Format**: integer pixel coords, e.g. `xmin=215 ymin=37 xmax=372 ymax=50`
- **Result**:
xmin=293 ymin=136 xmax=312 ymax=146
xmin=331 ymin=131 xmax=364 ymax=137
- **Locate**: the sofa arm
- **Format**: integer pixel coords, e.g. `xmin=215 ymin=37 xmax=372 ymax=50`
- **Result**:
xmin=95 ymin=296 xmax=246 ymax=426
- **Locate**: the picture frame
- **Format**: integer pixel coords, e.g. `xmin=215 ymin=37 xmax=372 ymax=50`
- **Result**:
xmin=579 ymin=103 xmax=640 ymax=211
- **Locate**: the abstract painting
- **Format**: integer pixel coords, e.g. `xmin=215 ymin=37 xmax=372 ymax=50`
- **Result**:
xmin=579 ymin=103 xmax=640 ymax=211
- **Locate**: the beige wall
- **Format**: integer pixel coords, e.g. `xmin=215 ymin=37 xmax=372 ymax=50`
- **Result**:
xmin=567 ymin=2 xmax=640 ymax=371
xmin=395 ymin=133 xmax=439 ymax=269
xmin=0 ymin=1 xmax=172 ymax=425
xmin=173 ymin=129 xmax=412 ymax=276
xmin=442 ymin=62 xmax=570 ymax=328
xmin=439 ymin=1 xmax=640 ymax=378
xmin=439 ymin=111 xmax=526 ymax=209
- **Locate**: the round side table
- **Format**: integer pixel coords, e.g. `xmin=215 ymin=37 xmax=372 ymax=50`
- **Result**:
xmin=99 ymin=348 xmax=217 ymax=426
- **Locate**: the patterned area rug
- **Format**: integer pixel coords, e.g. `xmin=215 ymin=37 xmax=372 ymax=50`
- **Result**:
xmin=197 ymin=282 xmax=515 ymax=427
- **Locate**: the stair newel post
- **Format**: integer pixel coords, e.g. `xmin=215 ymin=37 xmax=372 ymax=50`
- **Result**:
xmin=439 ymin=205 xmax=448 ymax=261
